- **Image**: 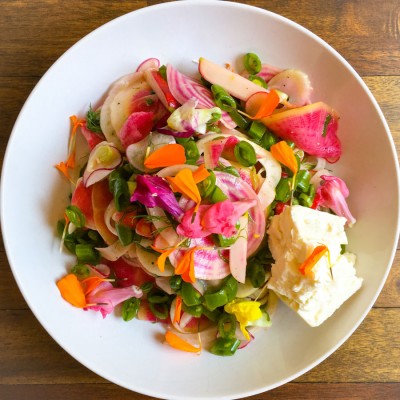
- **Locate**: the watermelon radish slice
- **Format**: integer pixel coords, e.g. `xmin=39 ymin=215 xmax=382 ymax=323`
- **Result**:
xmin=262 ymin=102 xmax=342 ymax=162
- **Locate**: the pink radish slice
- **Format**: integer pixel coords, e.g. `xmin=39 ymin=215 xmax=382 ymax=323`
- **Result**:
xmin=215 ymin=171 xmax=265 ymax=256
xmin=166 ymin=64 xmax=236 ymax=129
xmin=117 ymin=111 xmax=154 ymax=149
xmin=203 ymin=138 xmax=227 ymax=169
xmin=136 ymin=58 xmax=160 ymax=72
xmin=169 ymin=237 xmax=231 ymax=281
xmin=262 ymin=101 xmax=342 ymax=162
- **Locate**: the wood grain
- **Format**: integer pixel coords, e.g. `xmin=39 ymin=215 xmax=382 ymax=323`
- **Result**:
xmin=0 ymin=1 xmax=399 ymax=399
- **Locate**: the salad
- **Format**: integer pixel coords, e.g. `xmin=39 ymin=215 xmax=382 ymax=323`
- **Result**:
xmin=55 ymin=53 xmax=360 ymax=356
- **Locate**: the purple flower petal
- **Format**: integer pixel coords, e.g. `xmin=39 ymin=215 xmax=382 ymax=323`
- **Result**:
xmin=131 ymin=175 xmax=183 ymax=219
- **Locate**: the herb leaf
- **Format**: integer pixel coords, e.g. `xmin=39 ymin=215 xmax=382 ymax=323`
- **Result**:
xmin=86 ymin=105 xmax=103 ymax=133
xmin=322 ymin=114 xmax=332 ymax=137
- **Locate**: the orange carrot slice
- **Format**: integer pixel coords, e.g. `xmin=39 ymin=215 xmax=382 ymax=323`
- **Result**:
xmin=246 ymin=90 xmax=280 ymax=120
xmin=174 ymin=296 xmax=183 ymax=324
xmin=299 ymin=245 xmax=329 ymax=275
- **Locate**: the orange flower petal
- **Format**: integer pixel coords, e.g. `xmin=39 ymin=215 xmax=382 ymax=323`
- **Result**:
xmin=174 ymin=296 xmax=183 ymax=324
xmin=144 ymin=144 xmax=186 ymax=169
xmin=81 ymin=276 xmax=105 ymax=295
xmin=151 ymin=245 xmax=177 ymax=273
xmin=299 ymin=245 xmax=329 ymax=275
xmin=270 ymin=140 xmax=298 ymax=175
xmin=192 ymin=164 xmax=210 ymax=184
xmin=175 ymin=247 xmax=198 ymax=283
xmin=166 ymin=168 xmax=202 ymax=211
xmin=56 ymin=274 xmax=86 ymax=308
xmin=248 ymin=90 xmax=280 ymax=120
xmin=165 ymin=330 xmax=201 ymax=353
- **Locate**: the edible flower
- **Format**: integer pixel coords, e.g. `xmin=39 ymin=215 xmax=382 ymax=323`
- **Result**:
xmin=151 ymin=245 xmax=177 ymax=273
xmin=316 ymin=175 xmax=356 ymax=226
xmin=299 ymin=245 xmax=330 ymax=275
xmin=144 ymin=143 xmax=186 ymax=169
xmin=224 ymin=299 xmax=262 ymax=340
xmin=166 ymin=168 xmax=203 ymax=212
xmin=56 ymin=274 xmax=143 ymax=318
xmin=247 ymin=90 xmax=280 ymax=120
xmin=56 ymin=273 xmax=86 ymax=308
xmin=131 ymin=175 xmax=183 ymax=219
xmin=55 ymin=115 xmax=84 ymax=182
xmin=201 ymin=199 xmax=256 ymax=237
xmin=176 ymin=199 xmax=256 ymax=239
xmin=167 ymin=98 xmax=222 ymax=134
xmin=270 ymin=141 xmax=298 ymax=176
xmin=165 ymin=330 xmax=201 ymax=353
xmin=174 ymin=246 xmax=199 ymax=283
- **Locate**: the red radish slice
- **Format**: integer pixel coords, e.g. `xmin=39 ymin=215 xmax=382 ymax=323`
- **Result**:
xmin=71 ymin=178 xmax=96 ymax=229
xmin=83 ymin=142 xmax=122 ymax=187
xmin=166 ymin=64 xmax=236 ymax=129
xmin=262 ymin=102 xmax=342 ymax=162
xmin=144 ymin=69 xmax=180 ymax=112
xmin=245 ymin=91 xmax=281 ymax=119
xmin=268 ymin=69 xmax=313 ymax=107
xmin=136 ymin=58 xmax=160 ymax=72
xmin=117 ymin=111 xmax=154 ymax=149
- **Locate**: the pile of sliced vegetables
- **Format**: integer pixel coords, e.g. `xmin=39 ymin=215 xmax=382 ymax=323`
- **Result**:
xmin=55 ymin=53 xmax=355 ymax=356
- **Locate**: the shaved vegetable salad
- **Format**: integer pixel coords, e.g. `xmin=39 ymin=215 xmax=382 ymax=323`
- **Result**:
xmin=55 ymin=53 xmax=356 ymax=356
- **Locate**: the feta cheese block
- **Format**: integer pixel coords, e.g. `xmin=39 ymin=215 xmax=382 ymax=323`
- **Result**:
xmin=267 ymin=205 xmax=362 ymax=327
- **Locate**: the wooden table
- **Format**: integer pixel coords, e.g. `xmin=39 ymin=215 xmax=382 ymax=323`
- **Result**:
xmin=1 ymin=1 xmax=399 ymax=399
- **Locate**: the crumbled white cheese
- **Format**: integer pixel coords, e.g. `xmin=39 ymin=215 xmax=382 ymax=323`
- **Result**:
xmin=267 ymin=205 xmax=362 ymax=327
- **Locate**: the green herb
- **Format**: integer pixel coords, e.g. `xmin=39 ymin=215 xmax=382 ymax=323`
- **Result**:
xmin=322 ymin=114 xmax=332 ymax=137
xmin=65 ymin=205 xmax=86 ymax=228
xmin=86 ymin=105 xmax=102 ymax=133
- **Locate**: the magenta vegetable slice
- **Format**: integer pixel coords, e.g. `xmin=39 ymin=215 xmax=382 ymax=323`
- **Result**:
xmin=166 ymin=64 xmax=236 ymax=129
xmin=262 ymin=102 xmax=342 ymax=162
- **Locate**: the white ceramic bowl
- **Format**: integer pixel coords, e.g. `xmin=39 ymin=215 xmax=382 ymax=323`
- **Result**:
xmin=1 ymin=1 xmax=399 ymax=399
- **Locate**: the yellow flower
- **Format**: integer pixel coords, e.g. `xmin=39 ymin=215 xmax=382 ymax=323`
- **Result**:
xmin=224 ymin=299 xmax=262 ymax=340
